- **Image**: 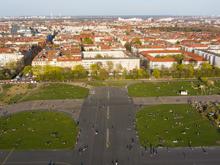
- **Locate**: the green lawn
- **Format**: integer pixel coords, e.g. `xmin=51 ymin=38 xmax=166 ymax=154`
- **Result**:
xmin=87 ymin=81 xmax=107 ymax=87
xmin=0 ymin=84 xmax=37 ymax=105
xmin=136 ymin=104 xmax=220 ymax=147
xmin=22 ymin=83 xmax=89 ymax=101
xmin=0 ymin=111 xmax=78 ymax=150
xmin=87 ymin=80 xmax=127 ymax=87
xmin=128 ymin=81 xmax=220 ymax=97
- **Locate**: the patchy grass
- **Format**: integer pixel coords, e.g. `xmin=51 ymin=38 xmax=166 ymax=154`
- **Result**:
xmin=21 ymin=83 xmax=89 ymax=101
xmin=87 ymin=81 xmax=107 ymax=87
xmin=128 ymin=81 xmax=220 ymax=97
xmin=0 ymin=84 xmax=37 ymax=105
xmin=0 ymin=111 xmax=78 ymax=150
xmin=106 ymin=81 xmax=127 ymax=87
xmin=136 ymin=104 xmax=220 ymax=147
xmin=87 ymin=80 xmax=127 ymax=87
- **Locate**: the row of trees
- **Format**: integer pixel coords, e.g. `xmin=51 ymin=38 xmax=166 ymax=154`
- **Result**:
xmin=15 ymin=62 xmax=220 ymax=81
xmin=0 ymin=61 xmax=24 ymax=80
xmin=23 ymin=65 xmax=87 ymax=81
xmin=23 ymin=64 xmax=150 ymax=81
xmin=151 ymin=63 xmax=220 ymax=79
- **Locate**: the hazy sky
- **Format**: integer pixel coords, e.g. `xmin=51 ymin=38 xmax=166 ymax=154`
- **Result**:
xmin=0 ymin=0 xmax=219 ymax=16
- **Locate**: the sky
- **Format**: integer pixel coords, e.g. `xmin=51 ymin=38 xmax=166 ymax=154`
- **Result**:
xmin=0 ymin=0 xmax=219 ymax=16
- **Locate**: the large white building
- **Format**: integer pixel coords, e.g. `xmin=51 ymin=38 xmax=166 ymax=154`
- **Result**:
xmin=184 ymin=45 xmax=220 ymax=68
xmin=82 ymin=51 xmax=140 ymax=71
xmin=32 ymin=57 xmax=82 ymax=68
xmin=193 ymin=49 xmax=220 ymax=67
xmin=0 ymin=53 xmax=24 ymax=67
xmin=140 ymin=50 xmax=206 ymax=70
xmin=32 ymin=50 xmax=140 ymax=72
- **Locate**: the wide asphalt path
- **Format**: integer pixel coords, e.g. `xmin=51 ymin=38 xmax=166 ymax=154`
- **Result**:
xmin=72 ymin=87 xmax=140 ymax=165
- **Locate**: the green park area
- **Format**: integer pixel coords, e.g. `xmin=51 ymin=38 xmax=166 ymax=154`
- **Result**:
xmin=0 ymin=84 xmax=36 ymax=105
xmin=0 ymin=111 xmax=78 ymax=150
xmin=87 ymin=80 xmax=127 ymax=87
xmin=136 ymin=104 xmax=220 ymax=147
xmin=22 ymin=83 xmax=89 ymax=101
xmin=0 ymin=83 xmax=89 ymax=105
xmin=128 ymin=80 xmax=220 ymax=97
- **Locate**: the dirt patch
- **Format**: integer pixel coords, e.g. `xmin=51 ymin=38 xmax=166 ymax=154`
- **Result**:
xmin=1 ymin=84 xmax=37 ymax=104
xmin=0 ymin=85 xmax=3 ymax=93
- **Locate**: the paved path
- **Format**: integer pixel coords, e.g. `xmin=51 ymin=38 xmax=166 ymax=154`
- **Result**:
xmin=0 ymin=99 xmax=84 ymax=121
xmin=133 ymin=95 xmax=220 ymax=105
xmin=1 ymin=88 xmax=220 ymax=165
xmin=72 ymin=87 xmax=140 ymax=165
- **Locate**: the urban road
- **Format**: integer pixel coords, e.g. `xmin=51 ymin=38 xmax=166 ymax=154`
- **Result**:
xmin=1 ymin=87 xmax=220 ymax=165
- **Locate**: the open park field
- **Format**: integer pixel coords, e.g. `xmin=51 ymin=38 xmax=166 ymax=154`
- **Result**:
xmin=0 ymin=111 xmax=78 ymax=150
xmin=0 ymin=83 xmax=89 ymax=105
xmin=136 ymin=104 xmax=220 ymax=147
xmin=0 ymin=84 xmax=36 ymax=105
xmin=86 ymin=80 xmax=127 ymax=87
xmin=22 ymin=83 xmax=89 ymax=101
xmin=128 ymin=81 xmax=220 ymax=97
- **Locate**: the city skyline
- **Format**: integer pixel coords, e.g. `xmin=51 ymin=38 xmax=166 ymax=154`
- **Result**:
xmin=0 ymin=0 xmax=220 ymax=16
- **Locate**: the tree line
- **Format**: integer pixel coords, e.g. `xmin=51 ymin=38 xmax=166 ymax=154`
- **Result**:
xmin=22 ymin=64 xmax=150 ymax=81
xmin=4 ymin=62 xmax=220 ymax=81
xmin=152 ymin=63 xmax=220 ymax=79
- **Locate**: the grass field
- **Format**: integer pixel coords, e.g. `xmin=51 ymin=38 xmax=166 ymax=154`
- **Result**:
xmin=128 ymin=81 xmax=220 ymax=97
xmin=21 ymin=83 xmax=89 ymax=101
xmin=87 ymin=80 xmax=127 ymax=87
xmin=0 ymin=84 xmax=37 ymax=105
xmin=0 ymin=111 xmax=78 ymax=150
xmin=136 ymin=104 xmax=220 ymax=147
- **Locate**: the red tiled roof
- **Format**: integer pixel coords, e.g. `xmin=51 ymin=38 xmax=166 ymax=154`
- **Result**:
xmin=141 ymin=50 xmax=182 ymax=54
xmin=140 ymin=50 xmax=206 ymax=62
xmin=57 ymin=57 xmax=81 ymax=62
xmin=0 ymin=47 xmax=16 ymax=53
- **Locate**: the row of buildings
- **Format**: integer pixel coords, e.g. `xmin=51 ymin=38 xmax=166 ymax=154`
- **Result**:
xmin=32 ymin=46 xmax=140 ymax=71
xmin=1 ymin=17 xmax=220 ymax=74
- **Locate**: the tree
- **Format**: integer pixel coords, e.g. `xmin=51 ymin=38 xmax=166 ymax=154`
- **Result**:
xmin=132 ymin=38 xmax=142 ymax=46
xmin=83 ymin=37 xmax=93 ymax=45
xmin=152 ymin=69 xmax=160 ymax=78
xmin=124 ymin=42 xmax=132 ymax=52
xmin=122 ymin=68 xmax=128 ymax=79
xmin=125 ymin=31 xmax=130 ymax=35
xmin=115 ymin=64 xmax=123 ymax=73
xmin=200 ymin=62 xmax=213 ymax=77
xmin=171 ymin=64 xmax=185 ymax=78
xmin=5 ymin=61 xmax=17 ymax=74
xmin=106 ymin=61 xmax=114 ymax=73
xmin=0 ymin=69 xmax=5 ymax=80
xmin=43 ymin=65 xmax=64 ymax=81
xmin=99 ymin=68 xmax=108 ymax=80
xmin=185 ymin=64 xmax=195 ymax=78
xmin=63 ymin=68 xmax=73 ymax=80
xmin=129 ymin=69 xmax=138 ymax=79
xmin=114 ymin=63 xmax=123 ymax=78
xmin=90 ymin=63 xmax=101 ymax=78
xmin=176 ymin=41 xmax=180 ymax=45
xmin=174 ymin=54 xmax=184 ymax=65
xmin=95 ymin=54 xmax=103 ymax=59
xmin=72 ymin=65 xmax=87 ymax=79
xmin=137 ymin=68 xmax=149 ymax=79
xmin=32 ymin=66 xmax=44 ymax=80
xmin=22 ymin=66 xmax=32 ymax=76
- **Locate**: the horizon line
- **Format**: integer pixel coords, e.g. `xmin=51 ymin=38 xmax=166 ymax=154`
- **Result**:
xmin=0 ymin=14 xmax=220 ymax=18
